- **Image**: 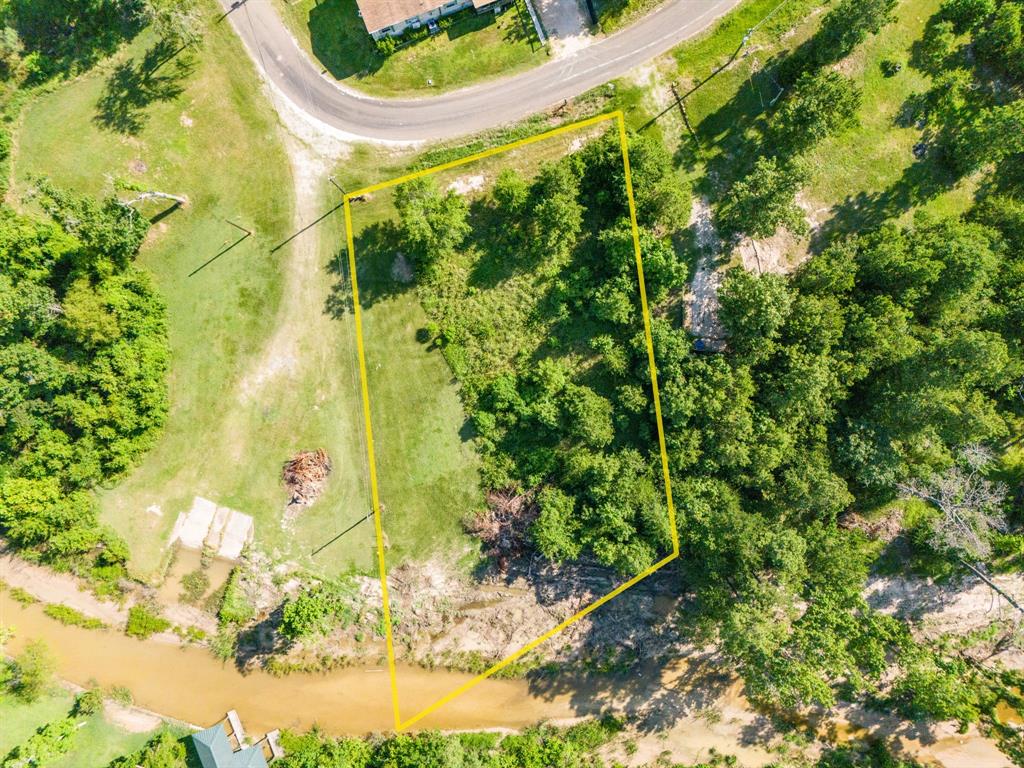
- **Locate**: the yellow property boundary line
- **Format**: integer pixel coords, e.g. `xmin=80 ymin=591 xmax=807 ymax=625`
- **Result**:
xmin=342 ymin=110 xmax=680 ymax=732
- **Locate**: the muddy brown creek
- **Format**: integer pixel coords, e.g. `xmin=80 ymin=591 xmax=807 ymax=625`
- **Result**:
xmin=0 ymin=593 xmax=592 ymax=735
xmin=3 ymin=591 xmax=1017 ymax=766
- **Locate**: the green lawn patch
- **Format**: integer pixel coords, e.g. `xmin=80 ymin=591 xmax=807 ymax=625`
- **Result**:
xmin=12 ymin=4 xmax=372 ymax=580
xmin=274 ymin=0 xmax=546 ymax=97
xmin=661 ymin=0 xmax=976 ymax=237
xmin=0 ymin=690 xmax=164 ymax=768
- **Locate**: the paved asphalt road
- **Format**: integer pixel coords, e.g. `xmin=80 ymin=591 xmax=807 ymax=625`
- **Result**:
xmin=217 ymin=0 xmax=741 ymax=141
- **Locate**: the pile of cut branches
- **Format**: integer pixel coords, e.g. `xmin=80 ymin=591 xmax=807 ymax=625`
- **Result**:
xmin=283 ymin=449 xmax=332 ymax=506
xmin=466 ymin=488 xmax=538 ymax=569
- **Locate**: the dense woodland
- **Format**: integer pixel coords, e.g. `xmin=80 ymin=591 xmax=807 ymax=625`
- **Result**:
xmin=0 ymin=0 xmax=1022 ymax=764
xmin=389 ymin=0 xmax=1024 ymax=737
xmin=0 ymin=0 xmax=173 ymax=589
xmin=393 ymin=133 xmax=687 ymax=573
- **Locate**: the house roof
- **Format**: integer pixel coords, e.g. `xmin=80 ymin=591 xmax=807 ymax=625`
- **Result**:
xmin=356 ymin=0 xmax=446 ymax=33
xmin=192 ymin=725 xmax=268 ymax=768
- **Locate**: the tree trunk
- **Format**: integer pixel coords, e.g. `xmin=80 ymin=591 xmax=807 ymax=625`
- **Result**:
xmin=122 ymin=191 xmax=188 ymax=207
xmin=959 ymin=557 xmax=1024 ymax=615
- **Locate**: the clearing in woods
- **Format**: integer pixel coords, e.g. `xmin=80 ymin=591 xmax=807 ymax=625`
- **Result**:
xmin=342 ymin=112 xmax=679 ymax=730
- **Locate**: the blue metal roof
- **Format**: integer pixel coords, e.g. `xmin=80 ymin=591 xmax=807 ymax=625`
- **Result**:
xmin=191 ymin=725 xmax=268 ymax=768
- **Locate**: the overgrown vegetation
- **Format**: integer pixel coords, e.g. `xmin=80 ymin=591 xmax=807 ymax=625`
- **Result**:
xmin=275 ymin=717 xmax=624 ymax=768
xmin=389 ymin=131 xmax=687 ymax=574
xmin=0 ymin=0 xmax=172 ymax=593
xmin=655 ymin=0 xmax=1024 ymax=721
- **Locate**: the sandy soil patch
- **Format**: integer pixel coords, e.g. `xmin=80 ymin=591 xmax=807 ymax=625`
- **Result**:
xmin=867 ymin=572 xmax=1024 ymax=666
xmin=684 ymin=197 xmax=727 ymax=349
xmin=104 ymin=700 xmax=164 ymax=733
xmin=736 ymin=227 xmax=809 ymax=275
xmin=446 ymin=174 xmax=486 ymax=196
xmin=0 ymin=552 xmax=127 ymax=625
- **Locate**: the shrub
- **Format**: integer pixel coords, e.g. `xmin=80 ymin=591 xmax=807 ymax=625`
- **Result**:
xmin=9 ymin=586 xmax=37 ymax=604
xmin=125 ymin=604 xmax=171 ymax=639
xmin=179 ymin=568 xmax=209 ymax=605
xmin=280 ymin=582 xmax=355 ymax=640
xmin=218 ymin=568 xmax=255 ymax=625
xmin=7 ymin=640 xmax=54 ymax=702
xmin=375 ymin=36 xmax=396 ymax=56
xmin=210 ymin=625 xmax=238 ymax=662
xmin=109 ymin=685 xmax=133 ymax=706
xmin=74 ymin=687 xmax=104 ymax=717
xmin=43 ymin=603 xmax=106 ymax=630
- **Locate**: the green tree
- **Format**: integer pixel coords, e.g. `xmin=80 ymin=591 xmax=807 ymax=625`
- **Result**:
xmin=951 ymin=101 xmax=1024 ymax=173
xmin=811 ymin=0 xmax=898 ymax=66
xmin=143 ymin=0 xmax=203 ymax=45
xmin=769 ymin=70 xmax=862 ymax=154
xmin=491 ymin=168 xmax=529 ymax=216
xmin=108 ymin=730 xmax=188 ymax=768
xmin=716 ymin=156 xmax=808 ymax=240
xmin=7 ymin=639 xmax=55 ymax=702
xmin=393 ymin=178 xmax=470 ymax=270
xmin=2 ymin=716 xmax=77 ymax=767
xmin=717 ymin=268 xmax=794 ymax=361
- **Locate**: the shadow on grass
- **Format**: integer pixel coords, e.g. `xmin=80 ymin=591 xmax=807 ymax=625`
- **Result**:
xmin=812 ymin=149 xmax=959 ymax=250
xmin=309 ymin=0 xmax=385 ymax=81
xmin=94 ymin=39 xmax=195 ymax=135
xmin=325 ymin=220 xmax=411 ymax=320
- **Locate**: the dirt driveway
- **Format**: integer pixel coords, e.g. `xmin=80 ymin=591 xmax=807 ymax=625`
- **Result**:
xmin=534 ymin=0 xmax=593 ymax=57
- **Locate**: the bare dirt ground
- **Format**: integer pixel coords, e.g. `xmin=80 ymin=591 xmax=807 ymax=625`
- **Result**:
xmin=684 ymin=197 xmax=727 ymax=349
xmin=535 ymin=0 xmax=594 ymax=58
xmin=103 ymin=700 xmax=164 ymax=733
xmin=0 ymin=552 xmax=127 ymax=625
xmin=0 ymin=548 xmax=218 ymax=639
xmin=236 ymin=137 xmax=332 ymax=405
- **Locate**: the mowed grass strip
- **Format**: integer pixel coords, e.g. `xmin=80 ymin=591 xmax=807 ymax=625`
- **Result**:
xmin=274 ymin=0 xmax=546 ymax=97
xmin=13 ymin=6 xmax=372 ymax=578
xmin=0 ymin=690 xmax=169 ymax=768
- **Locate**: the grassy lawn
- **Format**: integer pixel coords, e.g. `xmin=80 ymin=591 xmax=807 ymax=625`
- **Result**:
xmin=620 ymin=0 xmax=979 ymax=247
xmin=799 ymin=0 xmax=978 ymax=234
xmin=0 ymin=690 xmax=166 ymax=768
xmin=12 ymin=6 xmax=372 ymax=579
xmin=273 ymin=0 xmax=546 ymax=97
xmin=594 ymin=0 xmax=663 ymax=33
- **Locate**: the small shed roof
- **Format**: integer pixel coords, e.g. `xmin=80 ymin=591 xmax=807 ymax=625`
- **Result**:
xmin=356 ymin=0 xmax=444 ymax=33
xmin=192 ymin=725 xmax=268 ymax=768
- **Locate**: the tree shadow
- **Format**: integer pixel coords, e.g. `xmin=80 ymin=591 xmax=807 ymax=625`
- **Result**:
xmin=234 ymin=604 xmax=288 ymax=673
xmin=94 ymin=40 xmax=195 ymax=135
xmin=466 ymin=199 xmax=531 ymax=289
xmin=324 ymin=221 xmax=411 ymax=320
xmin=10 ymin=1 xmax=143 ymax=84
xmin=309 ymin=0 xmax=385 ymax=81
xmin=812 ymin=149 xmax=959 ymax=250
xmin=510 ymin=563 xmax=746 ymax=734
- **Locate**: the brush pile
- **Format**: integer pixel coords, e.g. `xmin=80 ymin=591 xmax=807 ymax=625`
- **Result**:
xmin=283 ymin=449 xmax=332 ymax=506
xmin=466 ymin=488 xmax=538 ymax=569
